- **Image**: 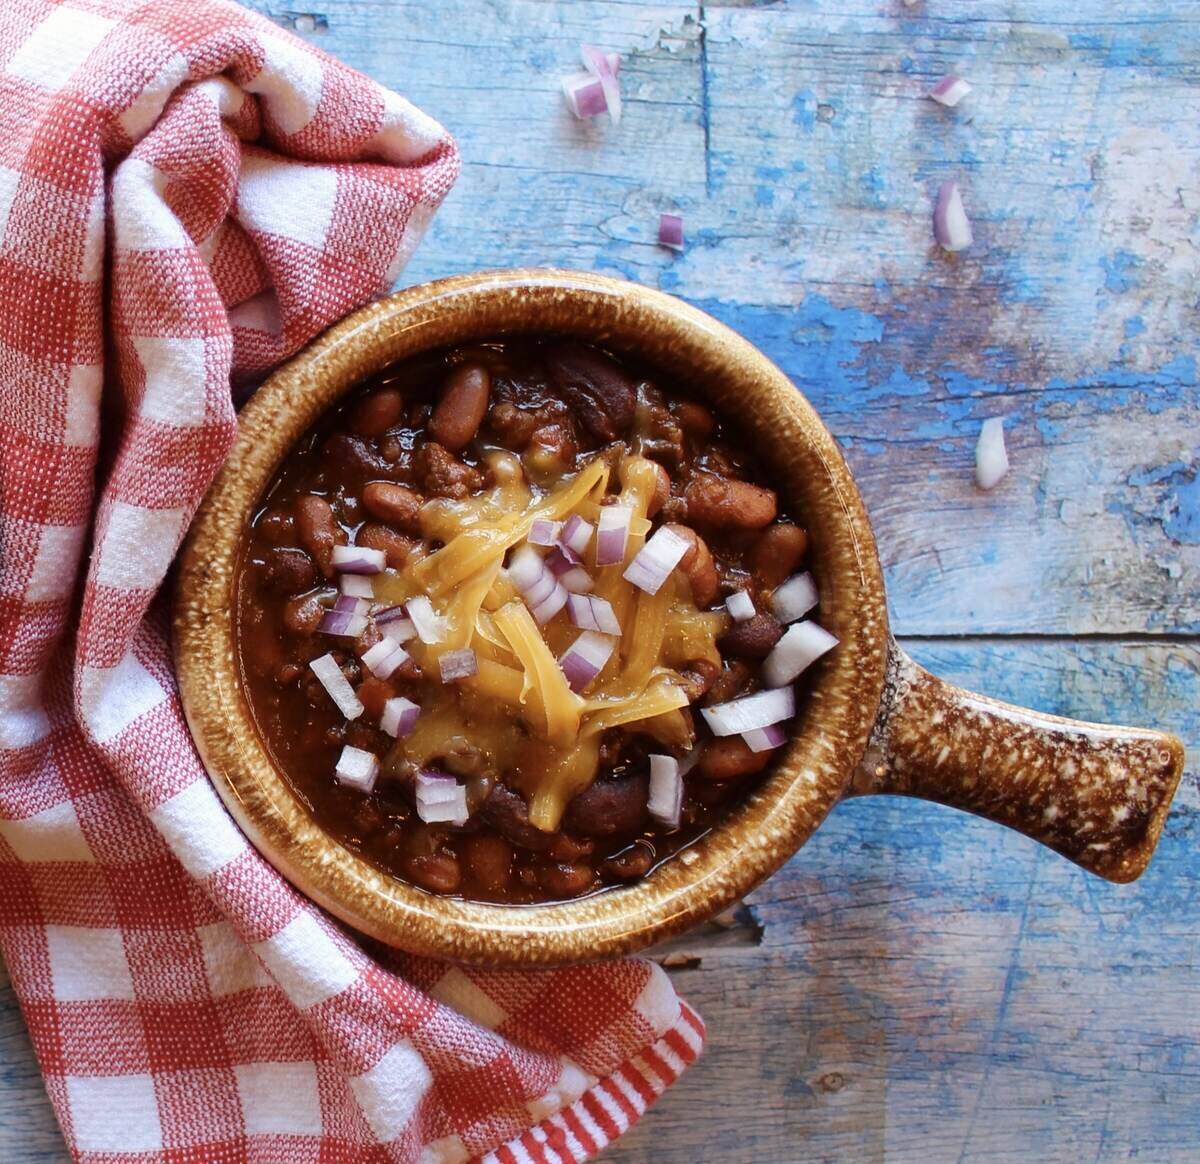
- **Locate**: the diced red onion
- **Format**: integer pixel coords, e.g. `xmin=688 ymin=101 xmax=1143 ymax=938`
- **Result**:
xmin=928 ymin=75 xmax=972 ymax=107
xmin=415 ymin=771 xmax=468 ymax=825
xmin=334 ymin=744 xmax=378 ymax=793
xmin=558 ymin=630 xmax=616 ymax=692
xmin=525 ymin=568 xmax=559 ymax=606
xmin=547 ymin=544 xmax=581 ymax=572
xmin=658 ymin=213 xmax=684 ymax=251
xmin=373 ymin=604 xmax=406 ymax=624
xmin=701 ymin=686 xmax=795 ymax=737
xmin=415 ymin=770 xmax=459 ymax=804
xmin=623 ymin=525 xmax=690 ymax=594
xmin=319 ymin=609 xmax=368 ymax=638
xmin=309 ymin=653 xmax=364 ymax=720
xmin=529 ymin=518 xmax=561 ymax=547
xmin=726 ymin=590 xmax=755 ymax=622
xmin=975 ymin=417 xmax=1009 ymax=490
xmin=596 ymin=505 xmax=633 ymax=566
xmin=438 ymin=648 xmax=478 ymax=682
xmin=546 ymin=547 xmax=592 ymax=592
xmin=580 ymin=44 xmax=621 ymax=125
xmin=333 ymin=594 xmax=369 ymax=616
xmin=332 ymin=545 xmax=386 ymax=575
xmin=560 ymin=514 xmax=594 ymax=555
xmin=405 ymin=595 xmax=447 ymax=644
xmin=763 ymin=621 xmax=838 ymax=688
xmin=361 ymin=638 xmax=409 ymax=680
xmin=560 ymin=566 xmax=594 ymax=594
xmin=340 ymin=574 xmax=374 ymax=599
xmin=934 ymin=180 xmax=973 ymax=252
xmin=566 ymin=593 xmax=622 ymax=635
xmin=647 ymin=754 xmax=682 ymax=829
xmin=380 ymin=696 xmax=420 ymax=739
xmin=562 ymin=72 xmax=608 ymax=120
xmin=531 ymin=581 xmax=569 ymax=624
xmin=508 ymin=545 xmax=546 ymax=592
xmin=771 ymin=572 xmax=819 ymax=624
xmin=379 ymin=615 xmax=416 ymax=644
xmin=742 ymin=723 xmax=788 ymax=753
xmin=678 ymin=744 xmax=702 ymax=776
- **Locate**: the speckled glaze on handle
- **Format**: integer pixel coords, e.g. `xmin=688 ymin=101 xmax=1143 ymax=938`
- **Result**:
xmin=850 ymin=643 xmax=1186 ymax=883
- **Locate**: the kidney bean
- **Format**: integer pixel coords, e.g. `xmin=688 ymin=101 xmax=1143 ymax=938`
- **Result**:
xmin=674 ymin=399 xmax=714 ymax=443
xmin=323 ymin=432 xmax=402 ymax=480
xmin=488 ymin=401 xmax=540 ymax=449
xmin=694 ymin=737 xmax=772 ymax=783
xmin=404 ymin=852 xmax=462 ymax=895
xmin=545 ymin=343 xmax=636 ymax=441
xmin=662 ymin=523 xmax=719 ymax=607
xmin=461 ymin=834 xmax=514 ymax=894
xmin=355 ymin=523 xmax=414 ymax=569
xmin=564 ymin=773 xmax=649 ymax=837
xmin=548 ymin=833 xmax=595 ymax=862
xmin=260 ymin=547 xmax=317 ymax=595
xmin=355 ymin=675 xmax=394 ymax=718
xmin=751 ymin=523 xmax=809 ymax=589
xmin=257 ymin=508 xmax=295 ymax=546
xmin=294 ymin=495 xmax=343 ymax=577
xmin=704 ymin=659 xmax=753 ymax=706
xmin=430 ymin=363 xmax=490 ymax=452
xmin=350 ymin=387 xmax=405 ymax=437
xmin=482 ymin=785 xmax=554 ymax=851
xmin=282 ymin=591 xmax=324 ymax=635
xmin=678 ymin=657 xmax=720 ymax=702
xmin=719 ymin=611 xmax=784 ymax=660
xmin=539 ymin=861 xmax=595 ymax=899
xmin=683 ymin=473 xmax=777 ymax=530
xmin=416 ymin=442 xmax=484 ymax=499
xmin=603 ymin=842 xmax=654 ymax=881
xmin=275 ymin=662 xmax=302 ymax=686
xmin=362 ymin=482 xmax=424 ymax=533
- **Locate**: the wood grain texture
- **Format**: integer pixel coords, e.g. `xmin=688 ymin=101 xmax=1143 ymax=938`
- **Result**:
xmin=3 ymin=1 xmax=1197 ymax=1161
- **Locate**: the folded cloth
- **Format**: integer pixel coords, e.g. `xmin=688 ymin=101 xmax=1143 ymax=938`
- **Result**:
xmin=0 ymin=2 xmax=703 ymax=1161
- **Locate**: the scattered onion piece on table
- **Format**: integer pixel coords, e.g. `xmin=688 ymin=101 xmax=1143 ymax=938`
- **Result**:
xmin=334 ymin=745 xmax=378 ymax=793
xmin=658 ymin=213 xmax=684 ymax=251
xmin=309 ymin=653 xmax=364 ymax=720
xmin=928 ymin=75 xmax=972 ymax=107
xmin=438 ymin=648 xmax=478 ymax=683
xmin=975 ymin=417 xmax=1009 ymax=490
xmin=380 ymin=696 xmax=420 ymax=739
xmin=596 ymin=504 xmax=633 ymax=566
xmin=763 ymin=621 xmax=838 ymax=688
xmin=623 ymin=525 xmax=690 ymax=594
xmin=647 ymin=754 xmax=683 ymax=829
xmin=331 ymin=545 xmax=386 ymax=575
xmin=562 ymin=72 xmax=608 ymax=119
xmin=771 ymin=572 xmax=819 ymax=624
xmin=701 ymin=686 xmax=795 ymax=737
xmin=559 ymin=630 xmax=616 ymax=691
xmin=934 ymin=180 xmax=973 ymax=252
xmin=580 ymin=44 xmax=621 ymax=125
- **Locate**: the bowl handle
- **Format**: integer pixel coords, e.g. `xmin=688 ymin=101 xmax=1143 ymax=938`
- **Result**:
xmin=846 ymin=642 xmax=1185 ymax=882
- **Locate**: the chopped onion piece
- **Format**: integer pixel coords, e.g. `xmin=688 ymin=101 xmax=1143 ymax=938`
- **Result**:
xmin=560 ymin=514 xmax=594 ymax=555
xmin=647 ymin=754 xmax=682 ymax=829
xmin=319 ymin=609 xmax=367 ymax=638
xmin=508 ymin=545 xmax=546 ymax=592
xmin=361 ymin=638 xmax=409 ymax=680
xmin=562 ymin=71 xmax=608 ymax=119
xmin=309 ymin=653 xmax=364 ymax=720
xmin=726 ymin=590 xmax=755 ymax=622
xmin=623 ymin=525 xmax=689 ymax=594
xmin=380 ymin=696 xmax=420 ymax=738
xmin=526 ymin=568 xmax=559 ymax=606
xmin=546 ymin=544 xmax=581 ymax=572
xmin=596 ymin=505 xmax=633 ymax=566
xmin=928 ymin=75 xmax=972 ymax=107
xmin=558 ymin=630 xmax=616 ymax=692
xmin=771 ymin=572 xmax=819 ymax=624
xmin=763 ymin=621 xmax=838 ymax=688
xmin=566 ymin=593 xmax=622 ymax=635
xmin=658 ymin=213 xmax=684 ymax=251
xmin=934 ymin=180 xmax=973 ymax=252
xmin=415 ymin=770 xmax=460 ymax=804
xmin=701 ymin=686 xmax=795 ymax=737
xmin=743 ymin=723 xmax=788 ymax=753
xmin=332 ymin=594 xmax=369 ymax=616
xmin=406 ymin=595 xmax=447 ymax=644
xmin=531 ymin=581 xmax=569 ymax=624
xmin=334 ymin=745 xmax=378 ymax=793
xmin=678 ymin=744 xmax=702 ymax=776
xmin=415 ymin=772 xmax=468 ymax=825
xmin=559 ymin=566 xmax=594 ymax=594
xmin=332 ymin=545 xmax=386 ymax=575
xmin=581 ymin=43 xmax=621 ymax=125
xmin=379 ymin=615 xmax=416 ymax=644
xmin=529 ymin=518 xmax=561 ymax=547
xmin=438 ymin=648 xmax=478 ymax=682
xmin=340 ymin=574 xmax=374 ymax=599
xmin=975 ymin=417 xmax=1009 ymax=490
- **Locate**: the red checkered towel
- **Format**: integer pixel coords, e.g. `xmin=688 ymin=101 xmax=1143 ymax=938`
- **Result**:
xmin=0 ymin=2 xmax=704 ymax=1161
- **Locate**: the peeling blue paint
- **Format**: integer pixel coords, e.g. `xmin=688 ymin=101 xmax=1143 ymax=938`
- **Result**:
xmin=754 ymin=185 xmax=774 ymax=207
xmin=1101 ymin=250 xmax=1141 ymax=294
xmin=1124 ymin=315 xmax=1145 ymax=338
xmin=791 ymin=90 xmax=816 ymax=133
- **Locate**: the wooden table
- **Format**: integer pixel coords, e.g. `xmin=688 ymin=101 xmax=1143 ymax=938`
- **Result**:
xmin=3 ymin=1 xmax=1197 ymax=1159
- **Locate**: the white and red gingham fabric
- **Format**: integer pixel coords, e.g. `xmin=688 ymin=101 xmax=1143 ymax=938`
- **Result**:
xmin=0 ymin=2 xmax=704 ymax=1161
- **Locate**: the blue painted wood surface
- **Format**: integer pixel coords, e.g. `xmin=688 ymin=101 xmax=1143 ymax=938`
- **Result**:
xmin=2 ymin=2 xmax=1196 ymax=1160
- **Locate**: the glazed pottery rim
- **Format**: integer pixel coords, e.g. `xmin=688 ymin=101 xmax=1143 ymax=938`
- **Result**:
xmin=174 ymin=268 xmax=890 ymax=967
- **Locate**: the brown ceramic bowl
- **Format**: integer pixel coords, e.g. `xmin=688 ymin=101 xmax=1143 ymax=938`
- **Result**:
xmin=175 ymin=269 xmax=1185 ymax=967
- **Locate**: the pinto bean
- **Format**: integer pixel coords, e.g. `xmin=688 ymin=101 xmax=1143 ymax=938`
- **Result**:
xmin=718 ymin=611 xmax=784 ymax=660
xmin=548 ymin=833 xmax=595 ymax=862
xmin=461 ymin=834 xmax=514 ymax=895
xmin=349 ymin=387 xmax=405 ymax=437
xmin=362 ymin=482 xmax=424 ymax=533
xmin=430 ymin=364 xmax=490 ymax=452
xmin=683 ymin=473 xmax=777 ymax=530
xmin=675 ymin=400 xmax=714 ymax=443
xmin=751 ymin=523 xmax=809 ymax=589
xmin=322 ymin=433 xmax=400 ymax=480
xmin=694 ymin=737 xmax=772 ymax=783
xmin=564 ymin=773 xmax=649 ymax=838
xmin=355 ymin=523 xmax=415 ymax=569
xmin=545 ymin=343 xmax=636 ymax=441
xmin=404 ymin=853 xmax=462 ymax=895
xmin=260 ymin=547 xmax=316 ymax=595
xmin=678 ymin=657 xmax=720 ymax=702
xmin=662 ymin=523 xmax=719 ymax=607
xmin=603 ymin=842 xmax=654 ymax=881
xmin=282 ymin=591 xmax=324 ymax=636
xmin=416 ymin=442 xmax=484 ymax=499
xmin=539 ymin=862 xmax=596 ymax=899
xmin=294 ymin=494 xmax=343 ymax=577
xmin=256 ymin=508 xmax=295 ymax=546
xmin=704 ymin=660 xmax=753 ymax=706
